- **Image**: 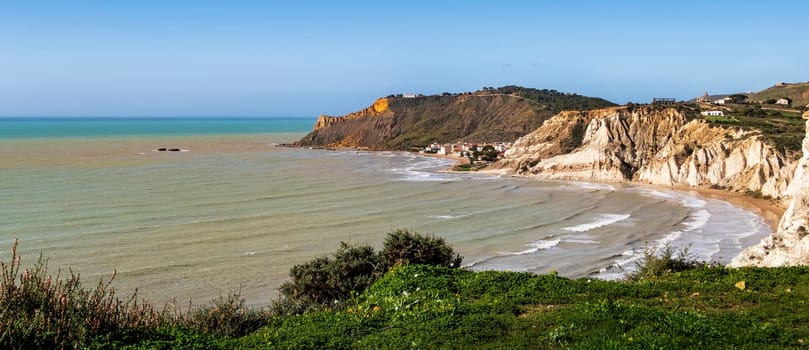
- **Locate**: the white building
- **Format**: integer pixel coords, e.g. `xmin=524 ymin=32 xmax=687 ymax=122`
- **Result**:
xmin=713 ymin=97 xmax=733 ymax=105
xmin=700 ymin=110 xmax=724 ymax=117
xmin=776 ymin=98 xmax=791 ymax=105
xmin=403 ymin=94 xmax=417 ymax=98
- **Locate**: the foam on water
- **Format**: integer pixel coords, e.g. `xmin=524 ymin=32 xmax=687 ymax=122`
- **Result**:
xmin=0 ymin=129 xmax=775 ymax=306
xmin=429 ymin=213 xmax=470 ymax=220
xmin=504 ymin=238 xmax=562 ymax=256
xmin=562 ymin=214 xmax=630 ymax=232
xmin=594 ymin=188 xmax=769 ymax=280
xmin=566 ymin=181 xmax=616 ymax=192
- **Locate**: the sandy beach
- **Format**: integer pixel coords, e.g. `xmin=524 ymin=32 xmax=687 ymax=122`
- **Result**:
xmin=676 ymin=185 xmax=785 ymax=232
xmin=435 ymin=155 xmax=786 ymax=233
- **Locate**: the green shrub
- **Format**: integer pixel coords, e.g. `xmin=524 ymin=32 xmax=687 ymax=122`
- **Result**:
xmin=276 ymin=230 xmax=462 ymax=313
xmin=627 ymin=244 xmax=710 ymax=282
xmin=379 ymin=229 xmax=463 ymax=270
xmin=278 ymin=242 xmax=379 ymax=310
xmin=181 ymin=291 xmax=269 ymax=338
xmin=0 ymin=240 xmax=169 ymax=349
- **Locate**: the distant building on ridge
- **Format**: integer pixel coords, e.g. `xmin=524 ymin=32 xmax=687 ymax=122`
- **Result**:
xmin=713 ymin=97 xmax=733 ymax=105
xmin=652 ymin=98 xmax=676 ymax=105
xmin=776 ymin=98 xmax=791 ymax=106
xmin=700 ymin=110 xmax=724 ymax=117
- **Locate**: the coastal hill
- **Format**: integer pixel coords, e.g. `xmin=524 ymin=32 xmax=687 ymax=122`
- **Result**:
xmin=494 ymin=104 xmax=809 ymax=267
xmin=496 ymin=105 xmax=796 ymax=200
xmin=297 ymin=86 xmax=616 ymax=150
xmin=747 ymin=81 xmax=809 ymax=107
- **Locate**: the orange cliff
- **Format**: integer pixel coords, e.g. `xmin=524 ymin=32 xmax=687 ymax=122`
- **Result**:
xmin=313 ymin=98 xmax=390 ymax=131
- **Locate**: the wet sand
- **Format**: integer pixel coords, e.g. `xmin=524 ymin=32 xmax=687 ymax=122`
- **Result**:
xmin=674 ymin=185 xmax=785 ymax=232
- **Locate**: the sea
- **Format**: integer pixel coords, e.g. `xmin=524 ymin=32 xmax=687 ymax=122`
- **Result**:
xmin=0 ymin=117 xmax=771 ymax=307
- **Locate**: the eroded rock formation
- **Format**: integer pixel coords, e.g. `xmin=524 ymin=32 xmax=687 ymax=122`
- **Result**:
xmin=731 ymin=111 xmax=809 ymax=266
xmin=499 ymin=106 xmax=795 ymax=199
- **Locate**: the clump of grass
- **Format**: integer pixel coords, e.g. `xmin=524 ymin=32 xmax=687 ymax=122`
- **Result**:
xmin=0 ymin=240 xmax=273 ymax=348
xmin=181 ymin=290 xmax=269 ymax=338
xmin=627 ymin=244 xmax=711 ymax=282
xmin=0 ymin=239 xmax=170 ymax=349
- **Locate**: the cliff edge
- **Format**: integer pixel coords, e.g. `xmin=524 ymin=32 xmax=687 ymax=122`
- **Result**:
xmin=498 ymin=106 xmax=809 ymax=266
xmin=731 ymin=110 xmax=809 ymax=267
xmin=298 ymin=87 xmax=615 ymax=150
xmin=498 ymin=106 xmax=795 ymax=199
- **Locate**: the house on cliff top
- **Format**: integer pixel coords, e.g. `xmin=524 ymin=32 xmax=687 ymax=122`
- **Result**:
xmin=700 ymin=110 xmax=725 ymax=117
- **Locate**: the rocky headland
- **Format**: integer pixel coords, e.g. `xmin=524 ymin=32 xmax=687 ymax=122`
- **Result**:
xmin=302 ymin=87 xmax=809 ymax=267
xmin=494 ymin=106 xmax=809 ymax=266
xmin=298 ymin=86 xmax=615 ymax=150
xmin=496 ymin=105 xmax=795 ymax=199
xmin=730 ymin=110 xmax=809 ymax=266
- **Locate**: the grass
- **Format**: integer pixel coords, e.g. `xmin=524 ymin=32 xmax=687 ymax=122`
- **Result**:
xmin=6 ymin=239 xmax=809 ymax=348
xmin=703 ymin=115 xmax=739 ymax=123
xmin=0 ymin=240 xmax=267 ymax=349
xmin=246 ymin=264 xmax=809 ymax=349
xmin=681 ymin=103 xmax=806 ymax=153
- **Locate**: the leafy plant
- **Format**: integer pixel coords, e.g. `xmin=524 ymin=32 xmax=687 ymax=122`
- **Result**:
xmin=627 ymin=244 xmax=708 ymax=282
xmin=276 ymin=230 xmax=462 ymax=313
xmin=379 ymin=229 xmax=463 ymax=270
xmin=278 ymin=242 xmax=379 ymax=310
xmin=0 ymin=240 xmax=169 ymax=349
xmin=181 ymin=291 xmax=269 ymax=337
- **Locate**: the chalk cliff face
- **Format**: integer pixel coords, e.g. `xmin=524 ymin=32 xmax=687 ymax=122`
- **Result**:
xmin=500 ymin=106 xmax=795 ymax=199
xmin=731 ymin=111 xmax=809 ymax=267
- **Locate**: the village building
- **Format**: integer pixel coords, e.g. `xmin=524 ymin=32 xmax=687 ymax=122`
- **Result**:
xmin=652 ymin=98 xmax=676 ymax=105
xmin=696 ymin=92 xmax=710 ymax=103
xmin=713 ymin=97 xmax=733 ymax=105
xmin=776 ymin=98 xmax=791 ymax=106
xmin=700 ymin=110 xmax=725 ymax=117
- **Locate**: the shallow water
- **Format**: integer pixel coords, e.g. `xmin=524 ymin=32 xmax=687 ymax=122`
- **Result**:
xmin=0 ymin=123 xmax=770 ymax=307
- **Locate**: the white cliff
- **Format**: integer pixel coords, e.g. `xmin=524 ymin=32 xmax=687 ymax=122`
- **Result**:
xmin=500 ymin=106 xmax=794 ymax=200
xmin=731 ymin=111 xmax=809 ymax=267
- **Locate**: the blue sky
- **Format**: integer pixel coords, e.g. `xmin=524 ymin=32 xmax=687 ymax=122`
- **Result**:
xmin=1 ymin=1 xmax=807 ymax=117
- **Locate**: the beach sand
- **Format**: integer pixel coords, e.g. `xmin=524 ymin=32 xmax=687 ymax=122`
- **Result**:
xmin=675 ymin=185 xmax=785 ymax=232
xmin=432 ymin=155 xmax=787 ymax=233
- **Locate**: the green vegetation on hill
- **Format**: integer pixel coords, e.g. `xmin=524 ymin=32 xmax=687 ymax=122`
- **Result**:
xmin=680 ymin=103 xmax=805 ymax=153
xmin=747 ymin=82 xmax=809 ymax=108
xmin=494 ymin=85 xmax=616 ymax=113
xmin=298 ymin=86 xmax=616 ymax=150
xmin=6 ymin=233 xmax=809 ymax=349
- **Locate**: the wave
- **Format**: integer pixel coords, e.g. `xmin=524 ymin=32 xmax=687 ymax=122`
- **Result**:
xmin=637 ymin=188 xmax=674 ymax=200
xmin=564 ymin=238 xmax=599 ymax=245
xmin=504 ymin=238 xmax=562 ymax=256
xmin=562 ymin=214 xmax=630 ymax=232
xmin=429 ymin=213 xmax=470 ymax=220
xmin=565 ymin=181 xmax=616 ymax=192
xmin=682 ymin=209 xmax=711 ymax=232
xmin=681 ymin=197 xmax=706 ymax=208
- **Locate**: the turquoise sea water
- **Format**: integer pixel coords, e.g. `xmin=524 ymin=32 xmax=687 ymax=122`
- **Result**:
xmin=0 ymin=117 xmax=772 ymax=307
xmin=0 ymin=117 xmax=314 ymax=139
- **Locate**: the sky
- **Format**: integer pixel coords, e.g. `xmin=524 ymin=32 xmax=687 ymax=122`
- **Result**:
xmin=1 ymin=0 xmax=807 ymax=117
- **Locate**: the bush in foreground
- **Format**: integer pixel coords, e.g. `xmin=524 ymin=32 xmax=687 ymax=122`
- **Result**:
xmin=380 ymin=229 xmax=463 ymax=270
xmin=0 ymin=240 xmax=169 ymax=349
xmin=627 ymin=244 xmax=712 ymax=282
xmin=277 ymin=230 xmax=463 ymax=313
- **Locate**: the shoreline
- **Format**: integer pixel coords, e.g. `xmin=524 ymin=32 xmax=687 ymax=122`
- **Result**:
xmin=416 ymin=151 xmax=785 ymax=232
xmin=667 ymin=185 xmax=784 ymax=233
